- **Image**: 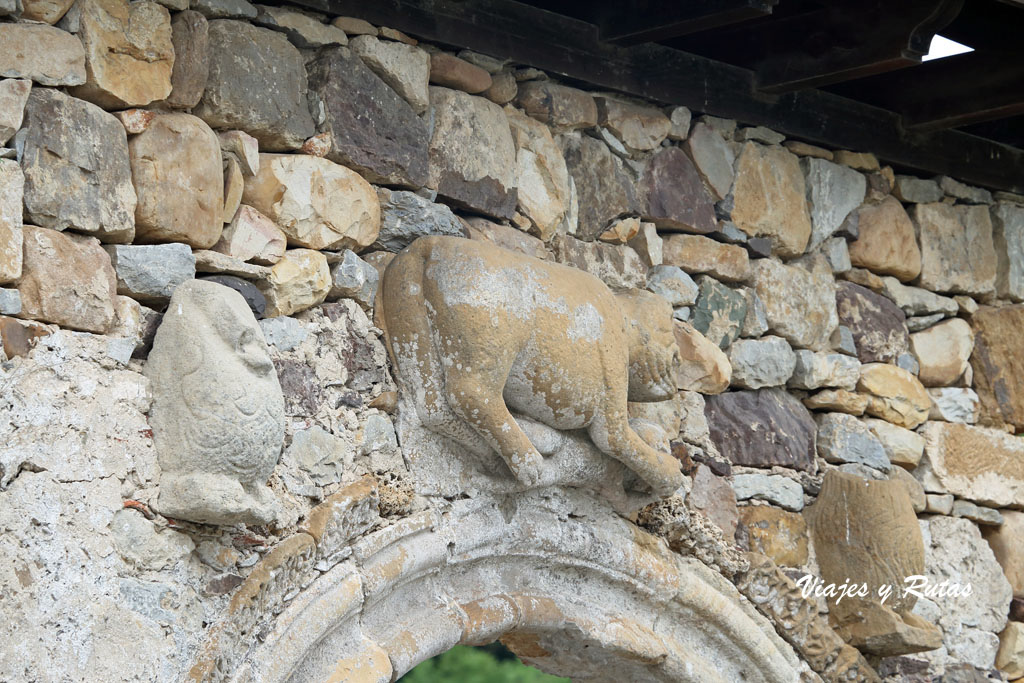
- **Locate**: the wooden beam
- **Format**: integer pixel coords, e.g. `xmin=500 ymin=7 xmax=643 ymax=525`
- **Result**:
xmin=596 ymin=0 xmax=777 ymax=45
xmin=751 ymin=0 xmax=965 ymax=92
xmin=286 ymin=0 xmax=1024 ymax=193
xmin=860 ymin=51 xmax=1024 ymax=132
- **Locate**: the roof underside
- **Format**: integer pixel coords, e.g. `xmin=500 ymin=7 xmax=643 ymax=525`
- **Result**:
xmin=293 ymin=0 xmax=1024 ymax=192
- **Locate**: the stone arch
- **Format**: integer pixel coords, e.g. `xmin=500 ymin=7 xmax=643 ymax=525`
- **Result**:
xmin=194 ymin=485 xmax=803 ymax=683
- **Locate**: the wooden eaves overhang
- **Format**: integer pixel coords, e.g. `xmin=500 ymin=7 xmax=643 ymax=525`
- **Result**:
xmin=289 ymin=0 xmax=1024 ymax=193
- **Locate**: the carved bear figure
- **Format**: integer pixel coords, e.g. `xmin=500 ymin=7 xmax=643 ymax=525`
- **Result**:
xmin=377 ymin=236 xmax=683 ymax=497
xmin=147 ymin=280 xmax=285 ymax=525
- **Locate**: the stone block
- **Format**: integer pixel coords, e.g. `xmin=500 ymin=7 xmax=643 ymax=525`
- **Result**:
xmin=561 ymin=134 xmax=638 ymax=241
xmin=661 ymin=234 xmax=749 ymax=283
xmin=164 ymin=10 xmax=208 ymax=109
xmin=0 ymin=23 xmax=86 ymax=86
xmin=15 ymin=225 xmax=117 ymax=333
xmin=750 ymin=258 xmax=838 ymax=351
xmin=0 ymin=160 xmax=22 ymax=284
xmin=863 ymin=417 xmax=924 ymax=468
xmin=918 ymin=422 xmax=1024 ymax=508
xmin=913 ymin=202 xmax=997 ymax=296
xmin=70 ymin=0 xmax=173 ymax=109
xmin=329 ymin=249 xmax=378 ymax=310
xmin=646 ymin=265 xmax=698 ymax=307
xmin=243 ymin=154 xmax=380 ymax=251
xmin=731 ymin=142 xmax=813 ymax=258
xmin=731 ymin=473 xmax=803 ymax=511
xmin=259 ymin=249 xmax=331 ymax=318
xmin=105 ymin=243 xmax=196 ymax=304
xmin=253 ymin=5 xmax=348 ymax=48
xmin=835 ymin=281 xmax=910 ymax=364
xmin=910 ymin=317 xmax=973 ymax=387
xmin=350 ymin=35 xmax=429 ymax=114
xmin=129 ymin=113 xmax=224 ymax=248
xmin=690 ymin=276 xmax=746 ymax=349
xmin=992 ymin=202 xmax=1024 ymax=302
xmin=595 ymin=96 xmax=670 ymax=153
xmin=970 ymin=305 xmax=1024 ymax=431
xmin=506 ymin=107 xmax=571 ymax=240
xmin=726 ymin=336 xmax=796 ymax=390
xmin=374 ymin=188 xmax=464 ymax=252
xmin=683 ymin=121 xmax=734 ymax=200
xmin=213 ymin=205 xmax=286 ymax=265
xmin=514 ymin=81 xmax=597 ymax=132
xmin=550 ymin=234 xmax=646 ymax=291
xmin=196 ymin=20 xmax=315 ymax=151
xmin=738 ymin=505 xmax=808 ymax=567
xmin=857 ymin=363 xmax=931 ymax=429
xmin=673 ymin=321 xmax=731 ymax=394
xmin=816 ymin=412 xmax=890 ymax=471
xmin=0 ymin=78 xmax=31 ymax=145
xmin=801 ymin=157 xmax=866 ymax=250
xmin=426 ymin=87 xmax=517 ymax=219
xmin=788 ymin=350 xmax=860 ymax=391
xmin=705 ymin=388 xmax=816 ymax=471
xmin=847 ymin=196 xmax=922 ymax=282
xmin=20 ymin=88 xmax=136 ymax=242
xmin=429 ymin=52 xmax=491 ymax=94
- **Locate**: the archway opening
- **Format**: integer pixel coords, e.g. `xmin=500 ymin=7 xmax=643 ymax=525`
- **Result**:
xmin=398 ymin=643 xmax=569 ymax=682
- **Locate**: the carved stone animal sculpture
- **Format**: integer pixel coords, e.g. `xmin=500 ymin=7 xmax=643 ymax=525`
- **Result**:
xmin=147 ymin=279 xmax=285 ymax=525
xmin=377 ymin=236 xmax=683 ymax=496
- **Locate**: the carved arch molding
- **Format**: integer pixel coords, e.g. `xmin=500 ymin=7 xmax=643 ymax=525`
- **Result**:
xmin=189 ymin=486 xmax=805 ymax=683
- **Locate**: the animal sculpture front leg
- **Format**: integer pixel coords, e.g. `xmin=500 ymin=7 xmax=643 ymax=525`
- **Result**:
xmin=589 ymin=404 xmax=684 ymax=498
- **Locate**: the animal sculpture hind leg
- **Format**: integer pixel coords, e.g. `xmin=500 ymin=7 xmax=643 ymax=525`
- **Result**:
xmin=441 ymin=360 xmax=545 ymax=489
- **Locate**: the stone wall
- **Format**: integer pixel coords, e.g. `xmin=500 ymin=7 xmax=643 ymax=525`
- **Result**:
xmin=2 ymin=1 xmax=1024 ymax=681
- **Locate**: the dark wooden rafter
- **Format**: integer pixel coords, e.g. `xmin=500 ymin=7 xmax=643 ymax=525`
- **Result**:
xmin=593 ymin=0 xmax=779 ymax=46
xmin=834 ymin=50 xmax=1024 ymax=132
xmin=288 ymin=0 xmax=1024 ymax=193
xmin=747 ymin=0 xmax=965 ymax=92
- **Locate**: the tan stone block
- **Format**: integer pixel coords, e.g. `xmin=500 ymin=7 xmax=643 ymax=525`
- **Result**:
xmin=921 ymin=421 xmax=1024 ymax=508
xmin=213 ymin=205 xmax=286 ymax=266
xmin=910 ymin=317 xmax=973 ymax=387
xmin=971 ymin=304 xmax=1024 ymax=431
xmin=71 ymin=0 xmax=174 ymax=109
xmin=595 ymin=96 xmax=671 ymax=153
xmin=847 ymin=196 xmax=921 ymax=282
xmin=913 ymin=202 xmax=997 ymax=296
xmin=218 ymin=129 xmax=260 ymax=176
xmin=833 ymin=150 xmax=879 ymax=171
xmin=0 ymin=24 xmax=86 ymax=86
xmin=731 ymin=142 xmax=812 ymax=258
xmin=984 ymin=510 xmax=1024 ymax=599
xmin=130 ymin=113 xmax=224 ymax=248
xmin=0 ymin=160 xmax=23 ymax=284
xmin=429 ymin=52 xmax=491 ymax=94
xmin=739 ymin=504 xmax=808 ymax=567
xmin=662 ymin=234 xmax=749 ymax=283
xmin=857 ymin=363 xmax=932 ymax=428
xmin=243 ymin=154 xmax=380 ymax=251
xmin=505 ymin=106 xmax=570 ymax=240
xmin=996 ymin=621 xmax=1024 ymax=679
xmin=259 ymin=249 xmax=331 ymax=317
xmin=802 ymin=389 xmax=869 ymax=415
xmin=0 ymin=78 xmax=31 ymax=145
xmin=21 ymin=0 xmax=76 ymax=23
xmin=674 ymin=321 xmax=731 ymax=394
xmin=15 ymin=226 xmax=117 ymax=333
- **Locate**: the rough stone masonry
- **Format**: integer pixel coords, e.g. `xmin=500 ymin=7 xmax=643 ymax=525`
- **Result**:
xmin=1 ymin=2 xmax=1024 ymax=682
